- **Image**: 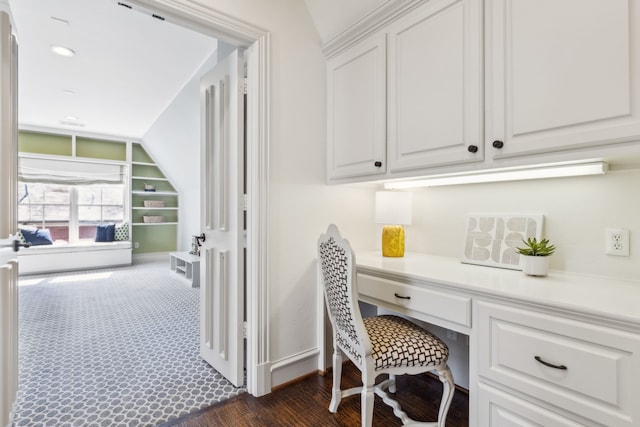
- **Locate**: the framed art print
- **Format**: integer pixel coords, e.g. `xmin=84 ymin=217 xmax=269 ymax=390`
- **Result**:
xmin=461 ymin=213 xmax=544 ymax=270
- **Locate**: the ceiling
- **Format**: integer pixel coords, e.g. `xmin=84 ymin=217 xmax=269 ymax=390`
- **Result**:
xmin=10 ymin=0 xmax=217 ymax=139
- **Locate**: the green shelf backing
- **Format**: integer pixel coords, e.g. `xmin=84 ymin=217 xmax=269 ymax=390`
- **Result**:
xmin=132 ymin=143 xmax=154 ymax=163
xmin=131 ymin=180 xmax=176 ymax=193
xmin=76 ymin=137 xmax=127 ymax=161
xmin=132 ymin=164 xmax=166 ymax=179
xmin=132 ymin=224 xmax=177 ymax=254
xmin=133 ymin=211 xmax=178 ymax=223
xmin=132 ymin=194 xmax=178 ymax=208
xmin=19 ymin=131 xmax=72 ymax=156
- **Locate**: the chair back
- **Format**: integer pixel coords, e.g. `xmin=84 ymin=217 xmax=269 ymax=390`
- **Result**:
xmin=318 ymin=225 xmax=371 ymax=368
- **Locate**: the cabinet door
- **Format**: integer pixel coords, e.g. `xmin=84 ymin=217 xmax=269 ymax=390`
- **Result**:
xmin=478 ymin=300 xmax=640 ymax=427
xmin=387 ymin=0 xmax=483 ymax=172
xmin=479 ymin=383 xmax=587 ymax=427
xmin=327 ymin=33 xmax=386 ymax=180
xmin=487 ymin=0 xmax=640 ymax=158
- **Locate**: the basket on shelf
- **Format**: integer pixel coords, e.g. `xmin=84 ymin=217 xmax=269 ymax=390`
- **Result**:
xmin=143 ymin=200 xmax=165 ymax=208
xmin=144 ymin=183 xmax=156 ymax=192
xmin=143 ymin=215 xmax=164 ymax=223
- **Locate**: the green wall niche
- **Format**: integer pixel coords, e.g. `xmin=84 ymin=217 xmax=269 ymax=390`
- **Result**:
xmin=132 ymin=143 xmax=154 ymax=163
xmin=76 ymin=137 xmax=126 ymax=161
xmin=19 ymin=131 xmax=72 ymax=156
xmin=132 ymin=224 xmax=177 ymax=254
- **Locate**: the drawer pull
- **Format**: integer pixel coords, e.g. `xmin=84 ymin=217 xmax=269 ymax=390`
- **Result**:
xmin=534 ymin=356 xmax=567 ymax=370
xmin=394 ymin=293 xmax=411 ymax=300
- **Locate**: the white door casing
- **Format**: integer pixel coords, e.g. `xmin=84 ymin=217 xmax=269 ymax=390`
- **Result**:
xmin=200 ymin=49 xmax=245 ymax=388
xmin=127 ymin=0 xmax=271 ymax=396
xmin=0 ymin=5 xmax=19 ymax=426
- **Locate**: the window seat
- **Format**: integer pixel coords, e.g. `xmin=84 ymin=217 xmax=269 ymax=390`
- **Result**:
xmin=18 ymin=240 xmax=132 ymax=275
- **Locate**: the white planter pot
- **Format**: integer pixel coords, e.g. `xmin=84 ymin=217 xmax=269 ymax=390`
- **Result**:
xmin=521 ymin=256 xmax=550 ymax=277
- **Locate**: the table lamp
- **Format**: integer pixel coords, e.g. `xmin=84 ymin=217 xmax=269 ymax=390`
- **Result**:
xmin=375 ymin=191 xmax=412 ymax=257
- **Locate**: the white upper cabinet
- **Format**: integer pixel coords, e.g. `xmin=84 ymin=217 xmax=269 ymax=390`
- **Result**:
xmin=327 ymin=33 xmax=386 ymax=180
xmin=487 ymin=0 xmax=640 ymax=159
xmin=387 ymin=0 xmax=483 ymax=172
xmin=325 ymin=0 xmax=640 ymax=182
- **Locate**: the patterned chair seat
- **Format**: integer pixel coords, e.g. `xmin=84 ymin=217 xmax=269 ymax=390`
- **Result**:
xmin=364 ymin=315 xmax=449 ymax=371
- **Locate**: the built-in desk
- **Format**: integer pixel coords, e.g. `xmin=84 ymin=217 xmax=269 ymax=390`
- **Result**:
xmin=356 ymin=252 xmax=640 ymax=427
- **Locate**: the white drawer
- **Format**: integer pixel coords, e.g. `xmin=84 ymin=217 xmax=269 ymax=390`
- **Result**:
xmin=356 ymin=273 xmax=471 ymax=328
xmin=478 ymin=301 xmax=640 ymax=427
xmin=479 ymin=383 xmax=587 ymax=427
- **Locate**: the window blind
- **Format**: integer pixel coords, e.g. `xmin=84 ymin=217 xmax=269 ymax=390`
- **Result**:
xmin=18 ymin=157 xmax=125 ymax=185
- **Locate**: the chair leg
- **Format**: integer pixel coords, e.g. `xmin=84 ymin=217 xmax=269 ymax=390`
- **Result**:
xmin=435 ymin=365 xmax=455 ymax=427
xmin=361 ymin=376 xmax=375 ymax=427
xmin=387 ymin=374 xmax=397 ymax=393
xmin=328 ymin=349 xmax=343 ymax=413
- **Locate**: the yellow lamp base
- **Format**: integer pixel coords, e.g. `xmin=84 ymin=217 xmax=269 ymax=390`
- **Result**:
xmin=381 ymin=225 xmax=405 ymax=257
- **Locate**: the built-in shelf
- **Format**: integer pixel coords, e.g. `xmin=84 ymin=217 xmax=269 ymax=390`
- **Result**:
xmin=132 ymin=176 xmax=168 ymax=181
xmin=131 ymin=190 xmax=178 ymax=196
xmin=132 ymin=207 xmax=179 ymax=210
xmin=131 ymin=143 xmax=179 ymax=254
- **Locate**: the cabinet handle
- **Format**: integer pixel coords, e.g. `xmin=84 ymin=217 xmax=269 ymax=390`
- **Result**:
xmin=492 ymin=140 xmax=504 ymax=149
xmin=467 ymin=145 xmax=478 ymax=153
xmin=394 ymin=293 xmax=411 ymax=300
xmin=534 ymin=356 xmax=567 ymax=370
xmin=374 ymin=161 xmax=382 ymax=168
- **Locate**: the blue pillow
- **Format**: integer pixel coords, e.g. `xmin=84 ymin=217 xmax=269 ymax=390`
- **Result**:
xmin=20 ymin=228 xmax=53 ymax=246
xmin=95 ymin=224 xmax=115 ymax=242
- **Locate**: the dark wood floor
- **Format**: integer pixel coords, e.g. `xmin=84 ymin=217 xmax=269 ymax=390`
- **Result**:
xmin=161 ymin=362 xmax=469 ymax=427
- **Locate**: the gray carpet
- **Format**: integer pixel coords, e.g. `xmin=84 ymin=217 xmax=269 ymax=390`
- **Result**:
xmin=14 ymin=255 xmax=246 ymax=427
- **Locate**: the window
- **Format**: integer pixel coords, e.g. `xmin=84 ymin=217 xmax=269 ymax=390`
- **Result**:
xmin=18 ymin=157 xmax=127 ymax=243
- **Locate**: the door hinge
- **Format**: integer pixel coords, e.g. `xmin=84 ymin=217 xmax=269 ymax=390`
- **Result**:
xmin=241 ymin=77 xmax=248 ymax=95
xmin=243 ymin=321 xmax=247 ymax=339
xmin=243 ymin=194 xmax=248 ymax=211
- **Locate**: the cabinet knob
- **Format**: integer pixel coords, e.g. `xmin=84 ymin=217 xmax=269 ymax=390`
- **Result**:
xmin=374 ymin=161 xmax=382 ymax=168
xmin=492 ymin=140 xmax=504 ymax=149
xmin=467 ymin=145 xmax=479 ymax=153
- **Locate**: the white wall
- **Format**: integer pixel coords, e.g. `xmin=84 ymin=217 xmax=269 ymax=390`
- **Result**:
xmin=404 ymin=169 xmax=640 ymax=281
xmin=142 ymin=50 xmax=219 ymax=251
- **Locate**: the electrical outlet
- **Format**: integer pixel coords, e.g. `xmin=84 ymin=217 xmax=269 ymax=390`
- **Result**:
xmin=446 ymin=330 xmax=458 ymax=341
xmin=605 ymin=228 xmax=629 ymax=256
xmin=134 ymin=242 xmax=140 ymax=249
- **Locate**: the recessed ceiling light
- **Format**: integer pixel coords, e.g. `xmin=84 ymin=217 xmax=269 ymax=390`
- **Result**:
xmin=50 ymin=45 xmax=76 ymax=57
xmin=66 ymin=115 xmax=78 ymax=121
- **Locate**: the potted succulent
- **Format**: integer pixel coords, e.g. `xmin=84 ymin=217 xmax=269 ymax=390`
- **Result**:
xmin=516 ymin=237 xmax=556 ymax=277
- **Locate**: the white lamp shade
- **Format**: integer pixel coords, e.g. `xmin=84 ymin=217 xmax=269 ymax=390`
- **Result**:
xmin=375 ymin=191 xmax=412 ymax=225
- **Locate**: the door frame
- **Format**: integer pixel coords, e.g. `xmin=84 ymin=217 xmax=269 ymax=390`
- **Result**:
xmin=130 ymin=0 xmax=271 ymax=396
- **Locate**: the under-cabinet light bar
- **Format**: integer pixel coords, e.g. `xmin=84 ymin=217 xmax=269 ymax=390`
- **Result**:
xmin=383 ymin=161 xmax=608 ymax=189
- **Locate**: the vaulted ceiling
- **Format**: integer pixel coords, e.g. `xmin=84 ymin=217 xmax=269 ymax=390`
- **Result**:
xmin=10 ymin=0 xmax=217 ymax=139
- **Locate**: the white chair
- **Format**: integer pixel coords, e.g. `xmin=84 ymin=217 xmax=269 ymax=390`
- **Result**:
xmin=318 ymin=224 xmax=455 ymax=427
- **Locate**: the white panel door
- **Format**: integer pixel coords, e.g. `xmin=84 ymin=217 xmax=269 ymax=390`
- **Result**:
xmin=200 ymin=49 xmax=245 ymax=387
xmin=487 ymin=0 xmax=640 ymax=158
xmin=327 ymin=33 xmax=387 ymax=180
xmin=387 ymin=0 xmax=484 ymax=172
xmin=0 ymin=8 xmax=19 ymax=427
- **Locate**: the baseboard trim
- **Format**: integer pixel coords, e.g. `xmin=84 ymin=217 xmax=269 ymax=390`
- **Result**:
xmin=270 ymin=347 xmax=319 ymax=389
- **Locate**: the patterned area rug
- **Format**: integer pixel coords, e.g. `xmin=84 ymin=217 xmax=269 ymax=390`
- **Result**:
xmin=15 ymin=255 xmax=246 ymax=427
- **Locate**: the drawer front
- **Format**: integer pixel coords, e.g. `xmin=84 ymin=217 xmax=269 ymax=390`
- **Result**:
xmin=479 ymin=383 xmax=587 ymax=427
xmin=357 ymin=273 xmax=471 ymax=328
xmin=478 ymin=300 xmax=640 ymax=426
